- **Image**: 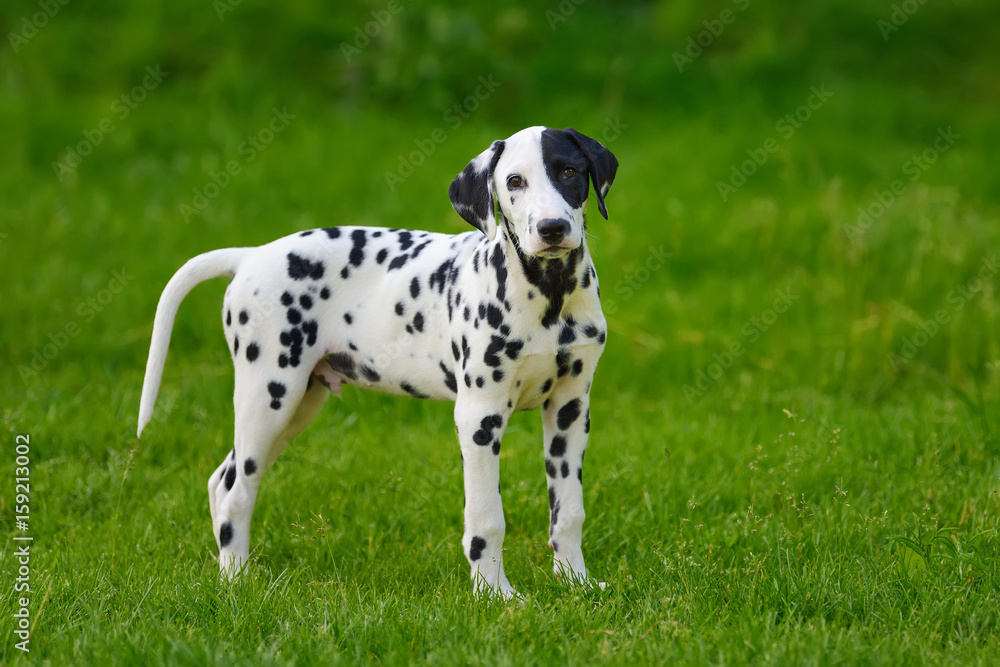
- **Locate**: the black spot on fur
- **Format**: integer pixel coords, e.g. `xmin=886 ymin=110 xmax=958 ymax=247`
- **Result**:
xmin=281 ymin=292 xmax=294 ymax=306
xmin=401 ymin=382 xmax=429 ymax=399
xmin=572 ymin=359 xmax=584 ymax=376
xmin=299 ymin=294 xmax=313 ymax=310
xmin=287 ymin=308 xmax=302 ymax=325
xmin=246 ymin=342 xmax=260 ymax=362
xmin=410 ymin=276 xmax=421 ymax=299
xmin=300 ymin=230 xmax=313 ymax=237
xmin=239 ymin=310 xmax=249 ymax=325
xmin=320 ymin=287 xmax=331 ymax=300
xmin=505 ymin=340 xmax=524 ymax=360
xmin=349 ymin=229 xmax=367 ymax=266
xmin=278 ymin=354 xmax=289 ymax=368
xmin=469 ymin=536 xmax=486 ymax=561
xmin=224 ymin=464 xmax=237 ymax=490
xmin=545 ymin=459 xmax=557 ymax=478
xmin=244 ymin=458 xmax=257 ymax=476
xmin=327 ymin=352 xmax=357 ymax=381
xmin=483 ymin=335 xmax=505 ymax=367
xmin=340 ymin=266 xmax=350 ymax=279
xmin=476 ymin=376 xmax=484 ymax=388
xmin=388 ymin=254 xmax=409 ymax=271
xmin=324 ymin=227 xmax=341 ymax=239
xmin=584 ymin=409 xmax=590 ymax=433
xmin=452 ymin=340 xmax=460 ymax=361
xmin=541 ymin=378 xmax=553 ymax=393
xmin=219 ymin=521 xmax=233 ymax=548
xmin=486 ymin=304 xmax=503 ymax=329
xmin=233 ymin=336 xmax=239 ymax=355
xmin=412 ymin=312 xmax=424 ymax=332
xmin=268 ymin=381 xmax=286 ymax=410
xmin=376 ymin=248 xmax=388 ymax=264
xmin=558 ymin=323 xmax=575 ymax=344
xmin=557 ymin=399 xmax=582 ymax=430
xmin=556 ymin=349 xmax=571 ymax=377
xmin=550 ymin=435 xmax=567 ymax=457
xmin=395 ymin=302 xmax=405 ymax=316
xmin=287 ymin=253 xmax=325 ymax=280
xmin=492 ymin=369 xmax=504 ymax=382
xmin=344 ymin=313 xmax=353 ymax=324
xmin=440 ymin=362 xmax=457 ymax=393
xmin=361 ymin=365 xmax=381 ymax=382
xmin=473 ymin=414 xmax=502 ymax=446
xmin=226 ymin=310 xmax=232 ymax=326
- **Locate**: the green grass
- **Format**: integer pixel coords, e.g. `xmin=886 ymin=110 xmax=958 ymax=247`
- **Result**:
xmin=2 ymin=1 xmax=1000 ymax=664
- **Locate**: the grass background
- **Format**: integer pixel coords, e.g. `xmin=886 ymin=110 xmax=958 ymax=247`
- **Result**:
xmin=2 ymin=0 xmax=1000 ymax=664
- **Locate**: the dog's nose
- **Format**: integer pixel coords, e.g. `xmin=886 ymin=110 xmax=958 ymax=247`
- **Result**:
xmin=537 ymin=218 xmax=570 ymax=244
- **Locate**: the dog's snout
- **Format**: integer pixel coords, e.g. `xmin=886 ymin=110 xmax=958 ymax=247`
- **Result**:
xmin=536 ymin=218 xmax=570 ymax=244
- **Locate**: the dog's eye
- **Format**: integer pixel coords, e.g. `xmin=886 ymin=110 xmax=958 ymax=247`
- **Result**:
xmin=507 ymin=175 xmax=523 ymax=189
xmin=563 ymin=167 xmax=576 ymax=179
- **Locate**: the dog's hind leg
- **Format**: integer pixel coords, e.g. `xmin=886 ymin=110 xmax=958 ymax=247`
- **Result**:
xmin=210 ymin=369 xmax=328 ymax=576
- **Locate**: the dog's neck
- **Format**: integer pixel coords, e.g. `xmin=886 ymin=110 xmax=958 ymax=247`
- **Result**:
xmin=490 ymin=216 xmax=596 ymax=329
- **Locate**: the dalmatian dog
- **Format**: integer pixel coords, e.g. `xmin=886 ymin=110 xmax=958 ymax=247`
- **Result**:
xmin=137 ymin=126 xmax=618 ymax=599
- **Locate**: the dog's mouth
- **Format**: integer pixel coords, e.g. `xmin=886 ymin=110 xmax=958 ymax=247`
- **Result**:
xmin=536 ymin=244 xmax=576 ymax=259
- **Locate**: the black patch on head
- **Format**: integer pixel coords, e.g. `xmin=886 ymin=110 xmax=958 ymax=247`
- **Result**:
xmin=246 ymin=342 xmax=260 ymax=362
xmin=410 ymin=277 xmax=421 ymax=299
xmin=239 ymin=310 xmax=249 ymax=325
xmin=324 ymin=227 xmax=341 ymax=239
xmin=401 ymin=382 xmax=429 ymax=399
xmin=268 ymin=381 xmax=286 ymax=410
xmin=287 ymin=253 xmax=325 ymax=280
xmin=449 ymin=140 xmax=505 ymax=236
xmin=244 ymin=458 xmax=257 ymax=476
xmin=327 ymin=352 xmax=357 ymax=380
xmin=224 ymin=465 xmax=236 ymax=490
xmin=219 ymin=521 xmax=233 ymax=548
xmin=542 ymin=127 xmax=619 ymax=219
xmin=469 ymin=535 xmax=487 ymax=561
xmin=550 ymin=435 xmax=567 ymax=457
xmin=557 ymin=399 xmax=582 ymax=430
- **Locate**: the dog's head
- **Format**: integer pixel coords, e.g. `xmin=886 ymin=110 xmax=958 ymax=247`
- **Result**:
xmin=449 ymin=126 xmax=618 ymax=257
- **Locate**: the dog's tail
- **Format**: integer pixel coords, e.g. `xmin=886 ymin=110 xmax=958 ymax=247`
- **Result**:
xmin=137 ymin=248 xmax=250 ymax=438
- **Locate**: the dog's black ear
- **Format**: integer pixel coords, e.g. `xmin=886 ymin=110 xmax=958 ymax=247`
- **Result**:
xmin=564 ymin=128 xmax=618 ymax=219
xmin=449 ymin=139 xmax=506 ymax=239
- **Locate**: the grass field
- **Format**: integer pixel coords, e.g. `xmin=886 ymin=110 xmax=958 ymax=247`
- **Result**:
xmin=2 ymin=1 xmax=1000 ymax=664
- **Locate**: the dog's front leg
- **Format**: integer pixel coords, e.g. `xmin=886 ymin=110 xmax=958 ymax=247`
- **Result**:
xmin=542 ymin=383 xmax=593 ymax=584
xmin=454 ymin=400 xmax=516 ymax=600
